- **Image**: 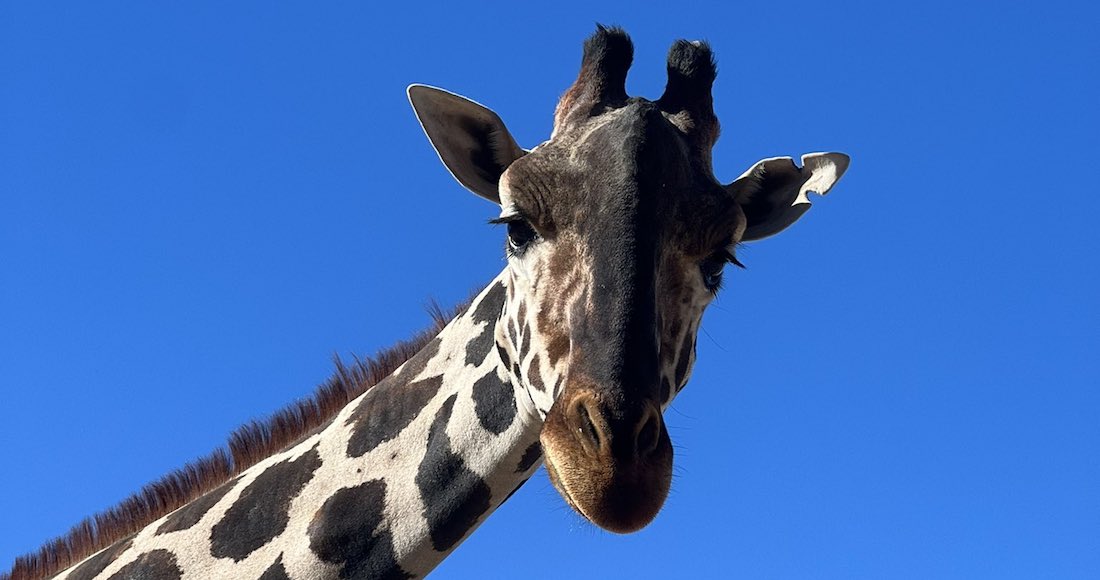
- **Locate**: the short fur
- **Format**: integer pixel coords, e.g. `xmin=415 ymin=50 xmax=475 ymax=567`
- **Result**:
xmin=4 ymin=301 xmax=470 ymax=580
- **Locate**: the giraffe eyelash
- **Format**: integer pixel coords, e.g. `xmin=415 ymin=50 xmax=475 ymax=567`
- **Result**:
xmin=488 ymin=215 xmax=526 ymax=225
xmin=720 ymin=248 xmax=746 ymax=269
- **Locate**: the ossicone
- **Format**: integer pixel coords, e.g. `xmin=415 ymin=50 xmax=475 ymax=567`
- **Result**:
xmin=658 ymin=39 xmax=720 ymax=150
xmin=554 ymin=25 xmax=635 ymax=131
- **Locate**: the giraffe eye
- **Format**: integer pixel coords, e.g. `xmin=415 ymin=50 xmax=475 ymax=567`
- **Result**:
xmin=506 ymin=219 xmax=538 ymax=256
xmin=700 ymin=255 xmax=726 ymax=291
xmin=700 ymin=248 xmax=741 ymax=293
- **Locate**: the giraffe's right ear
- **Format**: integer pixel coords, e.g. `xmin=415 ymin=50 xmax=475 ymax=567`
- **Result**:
xmin=727 ymin=152 xmax=850 ymax=241
xmin=408 ymin=85 xmax=526 ymax=204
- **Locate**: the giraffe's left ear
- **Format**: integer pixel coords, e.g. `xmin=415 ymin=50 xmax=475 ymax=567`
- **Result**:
xmin=408 ymin=84 xmax=526 ymax=204
xmin=727 ymin=152 xmax=850 ymax=241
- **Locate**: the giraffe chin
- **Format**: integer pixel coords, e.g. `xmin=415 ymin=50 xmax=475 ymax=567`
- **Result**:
xmin=540 ymin=424 xmax=673 ymax=534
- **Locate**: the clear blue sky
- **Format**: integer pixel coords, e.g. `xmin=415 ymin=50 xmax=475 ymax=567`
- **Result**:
xmin=2 ymin=1 xmax=1097 ymax=578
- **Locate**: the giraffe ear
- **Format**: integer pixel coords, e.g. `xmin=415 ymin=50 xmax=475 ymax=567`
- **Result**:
xmin=408 ymin=85 xmax=526 ymax=204
xmin=727 ymin=152 xmax=850 ymax=241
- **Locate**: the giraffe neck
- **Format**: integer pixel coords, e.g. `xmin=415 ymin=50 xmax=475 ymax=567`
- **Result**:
xmin=56 ymin=273 xmax=543 ymax=580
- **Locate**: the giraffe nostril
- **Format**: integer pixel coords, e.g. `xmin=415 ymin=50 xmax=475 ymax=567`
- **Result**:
xmin=635 ymin=407 xmax=662 ymax=458
xmin=576 ymin=400 xmax=602 ymax=453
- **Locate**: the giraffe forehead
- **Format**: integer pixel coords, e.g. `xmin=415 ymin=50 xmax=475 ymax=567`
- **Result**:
xmin=503 ymin=103 xmax=740 ymax=253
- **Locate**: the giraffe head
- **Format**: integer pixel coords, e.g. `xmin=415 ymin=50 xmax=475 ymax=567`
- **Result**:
xmin=410 ymin=27 xmax=848 ymax=534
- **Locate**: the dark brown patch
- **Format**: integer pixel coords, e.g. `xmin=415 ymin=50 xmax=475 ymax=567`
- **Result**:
xmin=258 ymin=556 xmax=291 ymax=580
xmin=209 ymin=447 xmax=322 ymax=561
xmin=392 ymin=337 xmax=440 ymax=382
xmin=507 ymin=321 xmax=519 ymax=351
xmin=346 ymin=375 xmax=444 ymax=457
xmin=65 ymin=537 xmax=133 ymax=580
xmin=106 ymin=550 xmax=180 ymax=580
xmin=516 ymin=441 xmax=543 ymax=473
xmin=471 ymin=370 xmax=517 ymax=435
xmin=545 ymin=333 xmax=570 ymax=367
xmin=309 ymin=480 xmax=411 ymax=580
xmin=155 ymin=479 xmax=236 ymax=535
xmin=495 ymin=342 xmax=512 ymax=368
xmin=527 ymin=355 xmax=546 ymax=392
xmin=415 ymin=395 xmax=493 ymax=551
xmin=471 ymin=281 xmax=506 ymax=325
xmin=519 ymin=324 xmax=531 ymax=357
xmin=465 ymin=321 xmax=495 ymax=367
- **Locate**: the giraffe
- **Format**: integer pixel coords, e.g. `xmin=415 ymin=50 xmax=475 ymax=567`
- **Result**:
xmin=5 ymin=27 xmax=849 ymax=580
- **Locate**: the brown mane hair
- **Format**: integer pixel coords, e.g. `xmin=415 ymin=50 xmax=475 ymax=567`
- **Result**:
xmin=4 ymin=299 xmax=471 ymax=580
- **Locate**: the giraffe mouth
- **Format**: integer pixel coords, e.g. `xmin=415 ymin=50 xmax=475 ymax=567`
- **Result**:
xmin=542 ymin=455 xmax=590 ymax=521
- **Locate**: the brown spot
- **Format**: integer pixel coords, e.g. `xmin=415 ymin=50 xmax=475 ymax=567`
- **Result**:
xmin=155 ymin=479 xmax=236 ymax=535
xmin=347 ymin=375 xmax=445 ymax=457
xmin=471 ymin=370 xmax=517 ymax=435
xmin=527 ymin=356 xmax=546 ymax=392
xmin=106 ymin=550 xmax=181 ymax=580
xmin=465 ymin=321 xmax=495 ymax=367
xmin=66 ymin=537 xmax=133 ymax=580
xmin=416 ymin=395 xmax=493 ymax=552
xmin=519 ymin=323 xmax=531 ymax=357
xmin=258 ymin=555 xmax=291 ymax=580
xmin=495 ymin=342 xmax=512 ymax=368
xmin=674 ymin=335 xmax=695 ymax=388
xmin=516 ymin=441 xmax=543 ymax=473
xmin=545 ymin=333 xmax=570 ymax=367
xmin=507 ymin=321 xmax=519 ymax=351
xmin=536 ymin=306 xmax=552 ymax=343
xmin=392 ymin=337 xmax=441 ymax=381
xmin=309 ymin=480 xmax=410 ymax=580
xmin=470 ymin=281 xmax=506 ymax=325
xmin=209 ymin=447 xmax=323 ymax=561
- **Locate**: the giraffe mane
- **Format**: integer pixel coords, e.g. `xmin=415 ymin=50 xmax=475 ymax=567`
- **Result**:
xmin=4 ymin=297 xmax=472 ymax=580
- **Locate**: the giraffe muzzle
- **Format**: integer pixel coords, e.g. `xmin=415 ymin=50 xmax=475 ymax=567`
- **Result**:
xmin=540 ymin=390 xmax=673 ymax=534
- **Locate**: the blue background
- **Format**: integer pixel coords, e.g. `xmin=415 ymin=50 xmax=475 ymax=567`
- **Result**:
xmin=2 ymin=1 xmax=1097 ymax=578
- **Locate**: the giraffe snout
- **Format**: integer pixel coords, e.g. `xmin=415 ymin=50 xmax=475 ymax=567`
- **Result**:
xmin=541 ymin=388 xmax=673 ymax=534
